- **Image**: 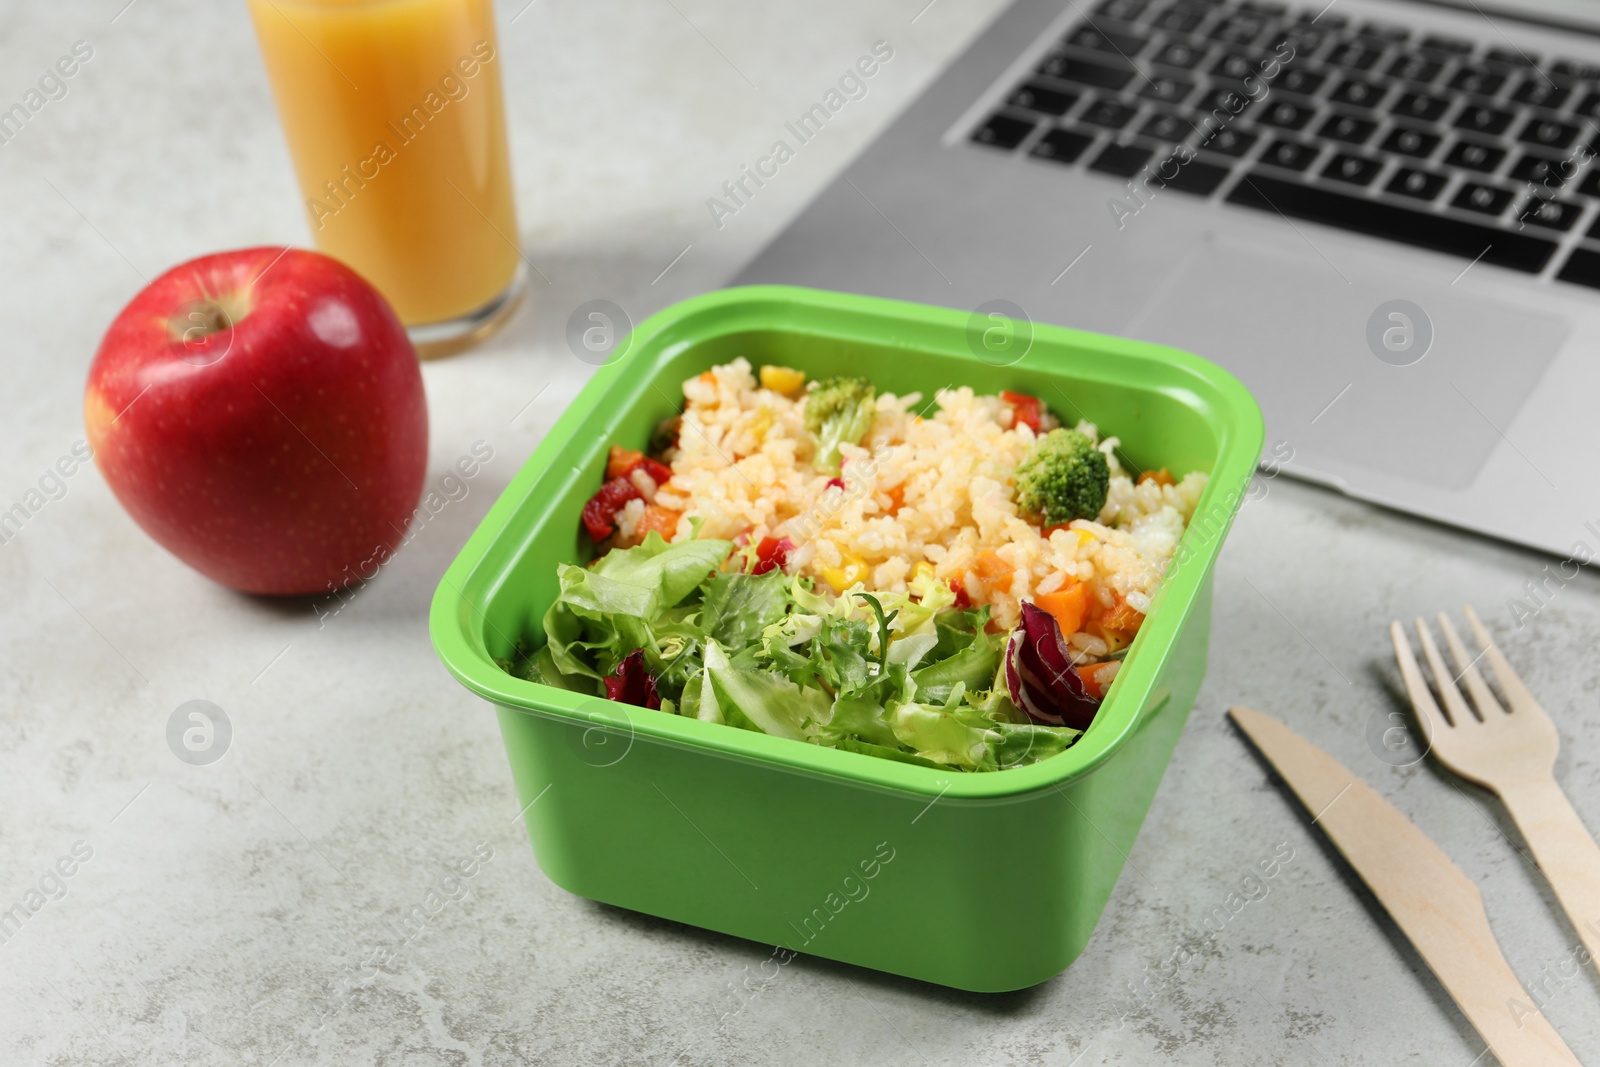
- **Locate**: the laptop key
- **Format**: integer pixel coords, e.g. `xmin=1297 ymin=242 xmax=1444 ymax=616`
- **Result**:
xmin=971 ymin=113 xmax=1036 ymax=150
xmin=1380 ymin=126 xmax=1441 ymax=158
xmin=1326 ymin=41 xmax=1384 ymax=70
xmin=1202 ymin=127 xmax=1258 ymax=156
xmin=1419 ymin=34 xmax=1474 ymax=55
xmin=1322 ymin=152 xmax=1383 ymax=186
xmin=1199 ymin=85 xmax=1256 ymax=113
xmin=1577 ymin=171 xmax=1600 ymax=198
xmin=1257 ymin=99 xmax=1315 ymax=130
xmin=1260 ymin=138 xmax=1318 ymax=171
xmin=1575 ymin=91 xmax=1600 ymax=119
xmin=1443 ymin=139 xmax=1506 ymax=172
xmin=1556 ymin=248 xmax=1600 ymax=289
xmin=1454 ymin=104 xmax=1515 ymax=136
xmin=1272 ymin=26 xmax=1328 ymax=54
xmin=1139 ymin=74 xmax=1197 ymax=103
xmin=1508 ymin=151 xmax=1570 ymax=188
xmin=1447 ymin=67 xmax=1507 ymax=96
xmin=1392 ymin=91 xmax=1450 ymax=121
xmin=1210 ymin=14 xmax=1270 ymax=45
xmin=1094 ymin=0 xmax=1150 ymax=19
xmin=1300 ymin=11 xmax=1348 ymax=28
xmin=1518 ymin=117 xmax=1580 ymax=149
xmin=1151 ymin=4 xmax=1208 ymax=33
xmin=1452 ymin=181 xmax=1514 ymax=216
xmin=1008 ymin=83 xmax=1080 ymax=116
xmin=1089 ymin=141 xmax=1156 ymax=176
xmin=1153 ymin=40 xmax=1209 ymax=68
xmin=1320 ymin=112 xmax=1378 ymax=145
xmin=1211 ymin=52 xmax=1263 ymax=81
xmin=1512 ymin=79 xmax=1571 ymax=110
xmin=1484 ymin=47 xmax=1537 ymax=69
xmin=1386 ymin=51 xmax=1443 ymax=84
xmin=1553 ymin=59 xmax=1600 ymax=82
xmin=1387 ymin=167 xmax=1448 ymax=201
xmin=1029 ymin=127 xmax=1097 ymax=163
xmin=1038 ymin=54 xmax=1136 ymax=90
xmin=1226 ymin=172 xmax=1558 ymax=271
xmin=1359 ymin=22 xmax=1411 ymax=44
xmin=1080 ymin=99 xmax=1139 ymax=128
xmin=1065 ymin=24 xmax=1147 ymax=57
xmin=1518 ymin=197 xmax=1583 ymax=231
xmin=1276 ymin=67 xmax=1328 ymax=96
xmin=1141 ymin=111 xmax=1197 ymax=142
xmin=1156 ymin=156 xmax=1232 ymax=194
xmin=1330 ymin=78 xmax=1386 ymax=108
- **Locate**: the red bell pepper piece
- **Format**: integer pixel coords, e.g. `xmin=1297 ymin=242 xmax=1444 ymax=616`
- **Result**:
xmin=1000 ymin=390 xmax=1043 ymax=432
xmin=581 ymin=476 xmax=642 ymax=542
xmin=752 ymin=536 xmax=795 ymax=576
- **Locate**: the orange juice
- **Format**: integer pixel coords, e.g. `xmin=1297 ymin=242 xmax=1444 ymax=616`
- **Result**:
xmin=248 ymin=0 xmax=521 ymax=332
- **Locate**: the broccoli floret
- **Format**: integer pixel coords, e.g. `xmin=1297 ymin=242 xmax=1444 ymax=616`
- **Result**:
xmin=803 ymin=376 xmax=876 ymax=473
xmin=1013 ymin=428 xmax=1110 ymax=525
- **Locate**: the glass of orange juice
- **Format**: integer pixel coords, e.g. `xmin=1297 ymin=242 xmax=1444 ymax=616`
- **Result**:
xmin=247 ymin=0 xmax=524 ymax=357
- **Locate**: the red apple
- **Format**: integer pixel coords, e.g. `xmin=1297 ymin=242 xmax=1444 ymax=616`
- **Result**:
xmin=84 ymin=246 xmax=428 ymax=595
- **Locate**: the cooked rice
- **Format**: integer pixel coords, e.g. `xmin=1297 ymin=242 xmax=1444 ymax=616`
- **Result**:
xmin=643 ymin=358 xmax=1207 ymax=635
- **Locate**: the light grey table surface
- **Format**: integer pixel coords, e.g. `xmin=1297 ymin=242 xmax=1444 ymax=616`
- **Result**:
xmin=5 ymin=2 xmax=1600 ymax=1064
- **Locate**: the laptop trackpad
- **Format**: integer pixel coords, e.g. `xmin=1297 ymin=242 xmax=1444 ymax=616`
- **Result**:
xmin=1125 ymin=235 xmax=1568 ymax=490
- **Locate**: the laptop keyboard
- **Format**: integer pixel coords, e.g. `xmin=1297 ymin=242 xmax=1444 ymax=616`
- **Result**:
xmin=967 ymin=0 xmax=1600 ymax=288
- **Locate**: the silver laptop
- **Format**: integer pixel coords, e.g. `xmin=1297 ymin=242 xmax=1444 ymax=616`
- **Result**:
xmin=736 ymin=0 xmax=1600 ymax=559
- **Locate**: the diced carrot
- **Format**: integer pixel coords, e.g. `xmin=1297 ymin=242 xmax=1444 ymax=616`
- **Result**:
xmin=973 ymin=550 xmax=1014 ymax=594
xmin=697 ymin=371 xmax=715 ymax=384
xmin=638 ymin=504 xmax=682 ymax=541
xmin=608 ymin=445 xmax=673 ymax=489
xmin=607 ymin=445 xmax=645 ymax=481
xmin=1137 ymin=468 xmax=1176 ymax=487
xmin=885 ymin=484 xmax=905 ymax=515
xmin=1079 ymin=661 xmax=1120 ymax=700
xmin=1100 ymin=594 xmax=1145 ymax=635
xmin=1033 ymin=582 xmax=1090 ymax=635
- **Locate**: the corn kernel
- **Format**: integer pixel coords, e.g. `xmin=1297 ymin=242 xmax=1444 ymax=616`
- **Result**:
xmin=821 ymin=553 xmax=870 ymax=594
xmin=759 ymin=365 xmax=806 ymax=398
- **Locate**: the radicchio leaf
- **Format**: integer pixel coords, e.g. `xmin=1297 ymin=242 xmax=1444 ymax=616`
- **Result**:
xmin=1005 ymin=603 xmax=1100 ymax=730
xmin=604 ymin=649 xmax=661 ymax=710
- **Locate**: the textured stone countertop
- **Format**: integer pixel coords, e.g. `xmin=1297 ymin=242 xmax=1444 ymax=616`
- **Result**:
xmin=4 ymin=1 xmax=1600 ymax=1064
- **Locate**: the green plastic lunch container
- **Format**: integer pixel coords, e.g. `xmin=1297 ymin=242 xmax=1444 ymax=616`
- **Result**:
xmin=430 ymin=285 xmax=1263 ymax=992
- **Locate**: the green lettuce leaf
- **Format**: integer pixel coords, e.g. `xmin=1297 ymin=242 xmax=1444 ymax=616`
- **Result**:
xmin=911 ymin=623 xmax=1001 ymax=706
xmin=700 ymin=569 xmax=791 ymax=654
xmin=820 ymin=695 xmax=901 ymax=749
xmin=538 ymin=534 xmax=731 ymax=687
xmin=709 ymin=664 xmax=829 ymax=741
xmin=831 ymin=737 xmax=944 ymax=768
xmin=890 ymin=702 xmax=1003 ymax=771
xmin=994 ymin=723 xmax=1081 ymax=768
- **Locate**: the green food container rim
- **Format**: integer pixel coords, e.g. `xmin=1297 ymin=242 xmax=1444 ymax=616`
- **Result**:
xmin=430 ymin=285 xmax=1264 ymax=802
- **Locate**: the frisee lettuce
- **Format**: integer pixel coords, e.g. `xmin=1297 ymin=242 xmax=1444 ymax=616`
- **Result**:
xmin=508 ymin=536 xmax=1084 ymax=771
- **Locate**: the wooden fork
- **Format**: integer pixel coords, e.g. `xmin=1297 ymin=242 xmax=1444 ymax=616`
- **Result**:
xmin=1391 ymin=605 xmax=1600 ymax=968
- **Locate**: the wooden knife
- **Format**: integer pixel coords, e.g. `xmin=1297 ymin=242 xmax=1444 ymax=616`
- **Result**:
xmin=1228 ymin=706 xmax=1580 ymax=1067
